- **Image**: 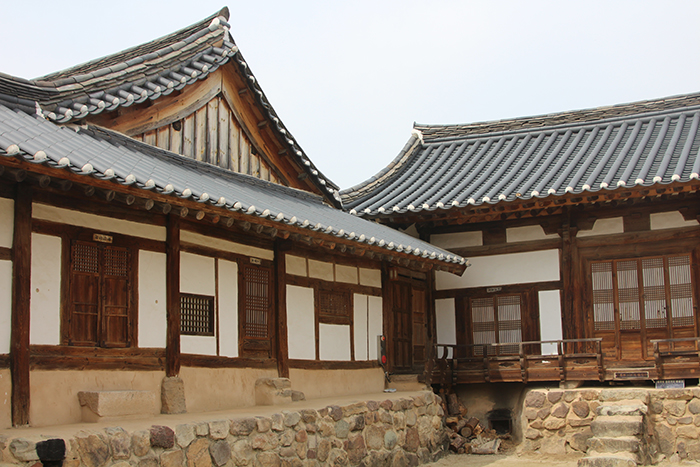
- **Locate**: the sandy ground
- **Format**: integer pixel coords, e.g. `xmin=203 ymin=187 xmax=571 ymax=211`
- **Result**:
xmin=428 ymin=452 xmax=700 ymax=466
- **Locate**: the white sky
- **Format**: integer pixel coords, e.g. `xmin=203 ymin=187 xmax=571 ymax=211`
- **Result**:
xmin=1 ymin=1 xmax=699 ymax=190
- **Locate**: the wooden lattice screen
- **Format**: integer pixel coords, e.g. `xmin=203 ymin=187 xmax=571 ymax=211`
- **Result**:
xmin=318 ymin=289 xmax=351 ymax=324
xmin=241 ymin=264 xmax=271 ymax=339
xmin=69 ymin=240 xmax=130 ymax=347
xmin=470 ymin=294 xmax=522 ymax=355
xmin=180 ymin=293 xmax=215 ymax=336
xmin=591 ymin=254 xmax=694 ymax=332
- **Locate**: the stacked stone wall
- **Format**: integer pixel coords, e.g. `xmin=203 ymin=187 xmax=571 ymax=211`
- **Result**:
xmin=0 ymin=392 xmax=447 ymax=467
xmin=519 ymin=387 xmax=700 ymax=462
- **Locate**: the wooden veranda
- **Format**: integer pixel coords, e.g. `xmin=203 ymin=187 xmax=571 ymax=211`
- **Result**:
xmin=428 ymin=337 xmax=700 ymax=386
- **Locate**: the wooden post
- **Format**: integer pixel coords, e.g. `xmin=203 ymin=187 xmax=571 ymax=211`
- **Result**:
xmin=11 ymin=184 xmax=31 ymax=426
xmin=274 ymin=240 xmax=290 ymax=378
xmin=166 ymin=214 xmax=181 ymax=377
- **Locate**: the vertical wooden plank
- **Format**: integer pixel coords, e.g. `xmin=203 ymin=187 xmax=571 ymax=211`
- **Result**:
xmin=229 ymin=121 xmax=240 ymax=172
xmin=182 ymin=114 xmax=195 ymax=159
xmin=218 ymin=101 xmax=230 ymax=170
xmin=240 ymin=136 xmax=250 ymax=175
xmin=381 ymin=266 xmax=393 ymax=372
xmin=270 ymin=172 xmax=278 ymax=184
xmin=143 ymin=130 xmax=156 ymax=146
xmin=11 ymin=184 xmax=31 ymax=426
xmin=166 ymin=214 xmax=181 ymax=377
xmin=195 ymin=106 xmax=207 ymax=162
xmin=251 ymin=152 xmax=260 ymax=178
xmin=560 ymin=213 xmax=574 ymax=341
xmin=207 ymin=99 xmax=219 ymax=166
xmin=274 ymin=241 xmax=290 ymax=378
xmin=260 ymin=163 xmax=270 ymax=181
xmin=156 ymin=126 xmax=170 ymax=151
xmin=170 ymin=122 xmax=182 ymax=155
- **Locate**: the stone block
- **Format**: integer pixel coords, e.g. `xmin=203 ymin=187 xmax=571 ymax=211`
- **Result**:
xmin=524 ymin=391 xmax=546 ymax=408
xmin=663 ymin=400 xmax=687 ymax=417
xmin=150 ymin=425 xmax=175 ymax=449
xmin=78 ymin=390 xmax=158 ymax=422
xmin=591 ymin=416 xmax=643 ymax=437
xmin=162 ymin=376 xmax=186 ymax=414
xmin=255 ymin=378 xmax=295 ymax=406
xmin=595 ymin=402 xmax=647 ymax=417
xmin=577 ymin=453 xmax=636 ymax=467
xmin=587 ymin=436 xmax=640 ymax=453
xmin=572 ymin=401 xmax=590 ymax=418
xmin=36 ymin=439 xmax=65 ymax=463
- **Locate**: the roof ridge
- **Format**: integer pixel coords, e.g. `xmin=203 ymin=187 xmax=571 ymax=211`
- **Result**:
xmin=34 ymin=7 xmax=229 ymax=83
xmin=415 ymin=91 xmax=700 ymax=139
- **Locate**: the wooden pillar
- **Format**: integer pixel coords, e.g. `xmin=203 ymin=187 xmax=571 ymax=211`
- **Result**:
xmin=274 ymin=241 xmax=290 ymax=378
xmin=11 ymin=184 xmax=31 ymax=426
xmin=166 ymin=214 xmax=181 ymax=377
xmin=560 ymin=210 xmax=578 ymax=342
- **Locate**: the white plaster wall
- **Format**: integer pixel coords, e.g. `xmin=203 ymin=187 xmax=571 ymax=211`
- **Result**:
xmin=180 ymin=252 xmax=216 ymax=356
xmin=507 ymin=225 xmax=559 ymax=242
xmin=308 ymin=259 xmax=333 ymax=280
xmin=431 ymin=231 xmax=483 ymax=249
xmin=0 ymin=261 xmax=11 ymax=354
xmin=0 ymin=198 xmax=13 ymax=248
xmin=651 ymin=211 xmax=698 ymax=230
xmin=30 ymin=234 xmax=61 ymax=346
xmin=181 ymin=230 xmax=273 ymax=261
xmin=285 ymin=255 xmax=307 ymax=276
xmin=138 ymin=250 xmax=167 ymax=348
xmin=287 ymin=285 xmax=316 ymax=360
xmin=435 ymin=298 xmax=456 ymax=358
xmin=353 ymin=294 xmax=369 ymax=361
xmin=336 ymin=264 xmax=358 ymax=284
xmin=368 ymin=296 xmax=383 ymax=360
xmin=359 ymin=268 xmax=382 ymax=287
xmin=436 ymin=249 xmax=560 ymax=290
xmin=539 ymin=290 xmax=563 ymax=355
xmin=319 ymin=324 xmax=351 ymax=361
xmin=577 ymin=217 xmax=624 ymax=237
xmin=33 ymin=204 xmax=165 ymax=241
xmin=218 ymin=259 xmax=239 ymax=358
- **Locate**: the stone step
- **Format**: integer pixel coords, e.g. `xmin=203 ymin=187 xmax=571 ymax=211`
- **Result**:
xmin=78 ymin=390 xmax=158 ymax=423
xmin=254 ymin=378 xmax=305 ymax=406
xmin=595 ymin=400 xmax=647 ymax=417
xmin=587 ymin=436 xmax=641 ymax=454
xmin=386 ymin=374 xmax=428 ymax=392
xmin=590 ymin=415 xmax=643 ymax=437
xmin=578 ymin=453 xmax=637 ymax=467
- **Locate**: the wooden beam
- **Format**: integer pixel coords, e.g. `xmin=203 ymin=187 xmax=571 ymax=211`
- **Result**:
xmin=0 ymin=246 xmax=11 ymax=261
xmin=166 ymin=214 xmax=181 ymax=377
xmin=274 ymin=241 xmax=290 ymax=378
xmin=11 ymin=184 xmax=31 ymax=426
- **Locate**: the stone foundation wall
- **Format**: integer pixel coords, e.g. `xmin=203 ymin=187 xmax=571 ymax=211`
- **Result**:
xmin=0 ymin=392 xmax=448 ymax=467
xmin=520 ymin=387 xmax=700 ymax=462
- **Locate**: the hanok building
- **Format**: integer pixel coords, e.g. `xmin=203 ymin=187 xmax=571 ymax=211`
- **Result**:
xmin=0 ymin=8 xmax=467 ymax=428
xmin=342 ymin=93 xmax=700 ymax=387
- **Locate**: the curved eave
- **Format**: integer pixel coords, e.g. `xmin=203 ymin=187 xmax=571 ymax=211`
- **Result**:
xmin=0 ymin=119 xmax=466 ymax=274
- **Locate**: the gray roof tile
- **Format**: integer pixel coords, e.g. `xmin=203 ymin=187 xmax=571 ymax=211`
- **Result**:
xmin=0 ymin=104 xmax=467 ymax=271
xmin=342 ymin=93 xmax=700 ymax=216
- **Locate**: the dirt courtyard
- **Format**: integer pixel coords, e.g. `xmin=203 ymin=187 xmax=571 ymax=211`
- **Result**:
xmin=428 ymin=453 xmax=700 ymax=466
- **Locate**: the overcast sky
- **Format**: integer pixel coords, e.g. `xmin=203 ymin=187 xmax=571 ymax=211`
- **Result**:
xmin=2 ymin=1 xmax=699 ymax=190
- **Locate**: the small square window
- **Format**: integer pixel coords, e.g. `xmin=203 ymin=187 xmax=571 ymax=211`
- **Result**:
xmin=180 ymin=293 xmax=214 ymax=336
xmin=318 ymin=289 xmax=351 ymax=324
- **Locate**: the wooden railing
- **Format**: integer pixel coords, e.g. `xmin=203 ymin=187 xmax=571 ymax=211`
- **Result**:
xmin=431 ymin=336 xmax=700 ymax=385
xmin=652 ymin=337 xmax=700 ymax=380
xmin=431 ymin=338 xmax=604 ymax=385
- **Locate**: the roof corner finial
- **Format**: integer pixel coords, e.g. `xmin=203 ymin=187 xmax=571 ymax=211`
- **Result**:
xmin=410 ymin=128 xmax=424 ymax=145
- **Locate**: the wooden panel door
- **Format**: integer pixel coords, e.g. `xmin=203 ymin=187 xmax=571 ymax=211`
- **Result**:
xmin=591 ymin=254 xmax=696 ymax=362
xmin=391 ymin=281 xmax=412 ymax=372
xmin=411 ymin=286 xmax=427 ymax=370
xmin=239 ymin=263 xmax=273 ymax=357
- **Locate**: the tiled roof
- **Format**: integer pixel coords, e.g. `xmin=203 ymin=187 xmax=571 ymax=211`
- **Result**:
xmin=341 ymin=93 xmax=700 ymax=216
xmin=6 ymin=7 xmax=338 ymax=197
xmin=0 ymin=103 xmax=467 ymax=271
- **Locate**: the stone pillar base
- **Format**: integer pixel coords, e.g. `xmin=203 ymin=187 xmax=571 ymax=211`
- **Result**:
xmin=161 ymin=376 xmax=186 ymax=414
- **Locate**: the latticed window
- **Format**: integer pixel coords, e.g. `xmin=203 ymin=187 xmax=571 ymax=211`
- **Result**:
xmin=68 ymin=239 xmax=132 ymax=347
xmin=180 ymin=293 xmax=214 ymax=336
xmin=239 ymin=263 xmax=273 ymax=357
xmin=318 ymin=289 xmax=351 ymax=324
xmin=470 ymin=294 xmax=523 ymax=356
xmin=591 ymin=254 xmax=694 ymax=333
